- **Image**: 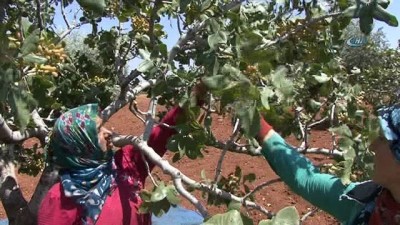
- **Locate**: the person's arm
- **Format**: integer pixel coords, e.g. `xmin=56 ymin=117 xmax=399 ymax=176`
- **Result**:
xmin=258 ymin=118 xmax=360 ymax=222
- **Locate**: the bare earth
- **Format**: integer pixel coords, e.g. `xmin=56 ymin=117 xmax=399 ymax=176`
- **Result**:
xmin=0 ymin=95 xmax=339 ymax=224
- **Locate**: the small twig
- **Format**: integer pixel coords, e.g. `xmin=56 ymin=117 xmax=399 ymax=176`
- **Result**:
xmin=330 ymin=103 xmax=337 ymax=153
xmin=61 ymin=0 xmax=70 ymax=29
xmin=242 ymin=178 xmax=281 ymax=202
xmin=57 ymin=21 xmax=89 ymax=43
xmin=129 ymin=100 xmax=146 ymax=124
xmin=213 ymin=118 xmax=240 ymax=183
xmin=300 ymin=208 xmax=319 ymax=224
xmin=115 ymin=22 xmax=123 ymax=82
xmin=177 ymin=14 xmax=183 ymax=36
xmin=148 ymin=0 xmax=163 ymax=46
xmin=141 ymin=153 xmax=158 ymax=187
xmin=308 ymin=116 xmax=329 ymax=128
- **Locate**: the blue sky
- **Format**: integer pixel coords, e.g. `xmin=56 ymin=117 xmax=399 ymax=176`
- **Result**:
xmin=53 ymin=1 xmax=400 ymax=69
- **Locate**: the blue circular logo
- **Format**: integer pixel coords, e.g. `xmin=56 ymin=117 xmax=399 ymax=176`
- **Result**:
xmin=346 ymin=36 xmax=368 ymax=47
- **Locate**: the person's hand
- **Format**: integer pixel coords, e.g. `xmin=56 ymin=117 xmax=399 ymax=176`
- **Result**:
xmin=257 ymin=114 xmax=273 ymax=143
xmin=191 ymin=79 xmax=207 ymax=107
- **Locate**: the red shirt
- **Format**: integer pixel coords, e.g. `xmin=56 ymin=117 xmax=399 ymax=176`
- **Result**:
xmin=38 ymin=107 xmax=182 ymax=225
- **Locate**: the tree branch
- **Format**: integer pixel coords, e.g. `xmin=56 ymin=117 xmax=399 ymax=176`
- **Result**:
xmin=120 ymin=69 xmax=142 ymax=90
xmin=100 ymin=79 xmax=156 ymax=122
xmin=60 ymin=0 xmax=70 ymax=29
xmin=112 ymin=135 xmax=274 ymax=219
xmin=35 ymin=0 xmax=43 ymax=30
xmin=173 ymin=177 xmax=209 ymax=218
xmin=0 ymin=114 xmax=47 ymax=143
xmin=148 ymin=0 xmax=163 ymax=46
xmin=57 ymin=21 xmax=89 ymax=43
xmin=242 ymin=178 xmax=281 ymax=202
xmin=213 ymin=119 xmax=240 ymax=183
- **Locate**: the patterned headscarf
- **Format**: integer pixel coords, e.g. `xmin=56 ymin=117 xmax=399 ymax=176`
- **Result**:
xmin=48 ymin=104 xmax=115 ymax=225
xmin=377 ymin=104 xmax=400 ymax=161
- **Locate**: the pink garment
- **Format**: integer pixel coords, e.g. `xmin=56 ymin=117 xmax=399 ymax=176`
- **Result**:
xmin=38 ymin=107 xmax=183 ymax=225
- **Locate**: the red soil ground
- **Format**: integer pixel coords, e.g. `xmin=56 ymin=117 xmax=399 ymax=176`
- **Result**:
xmin=0 ymin=95 xmax=339 ymax=224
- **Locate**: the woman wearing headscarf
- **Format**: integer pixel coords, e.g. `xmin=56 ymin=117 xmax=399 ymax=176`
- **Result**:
xmin=37 ymin=83 xmax=207 ymax=225
xmin=257 ymin=105 xmax=400 ymax=224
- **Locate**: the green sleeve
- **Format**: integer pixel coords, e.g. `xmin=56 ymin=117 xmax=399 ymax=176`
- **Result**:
xmin=261 ymin=133 xmax=360 ymax=222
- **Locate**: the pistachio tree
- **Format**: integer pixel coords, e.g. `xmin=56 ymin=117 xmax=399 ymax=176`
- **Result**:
xmin=0 ymin=0 xmax=398 ymax=224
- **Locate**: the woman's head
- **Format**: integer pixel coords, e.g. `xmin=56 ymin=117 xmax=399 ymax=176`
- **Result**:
xmin=48 ymin=104 xmax=113 ymax=169
xmin=372 ymin=105 xmax=400 ymax=187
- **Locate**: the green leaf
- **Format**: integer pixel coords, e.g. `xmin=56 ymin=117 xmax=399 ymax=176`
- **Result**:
xmin=243 ymin=173 xmax=256 ymax=183
xmin=260 ymin=87 xmax=274 ymax=110
xmin=77 ymin=0 xmax=106 ymax=14
xmin=373 ymin=5 xmax=398 ymax=27
xmin=20 ymin=29 xmax=40 ymax=56
xmin=359 ymin=15 xmax=374 ymax=34
xmin=166 ymin=186 xmax=180 ymax=205
xmin=228 ymin=201 xmax=242 ymax=211
xmin=377 ymin=0 xmax=390 ymax=9
xmin=137 ymin=60 xmax=155 ymax=73
xmin=202 ymin=209 xmax=253 ymax=225
xmin=179 ymin=0 xmax=192 ymax=11
xmin=139 ymin=49 xmax=151 ymax=60
xmin=236 ymin=101 xmax=260 ymax=138
xmin=329 ymin=124 xmax=352 ymax=138
xmin=269 ymin=206 xmax=300 ymax=225
xmin=343 ymin=5 xmax=362 ymax=18
xmin=151 ymin=183 xmax=168 ymax=202
xmin=340 ymin=159 xmax=354 ymax=185
xmin=258 ymin=220 xmax=272 ymax=225
xmin=271 ymin=67 xmax=293 ymax=101
xmin=201 ymin=0 xmax=213 ymax=12
xmin=312 ymin=73 xmax=331 ymax=83
xmin=203 ymin=75 xmax=231 ymax=90
xmin=9 ymin=88 xmax=36 ymax=130
xmin=309 ymin=99 xmax=322 ymax=111
xmin=23 ymin=53 xmax=48 ymax=64
xmin=208 ymin=31 xmax=228 ymax=50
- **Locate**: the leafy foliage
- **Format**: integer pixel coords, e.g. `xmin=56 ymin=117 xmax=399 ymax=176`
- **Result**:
xmin=0 ymin=0 xmax=398 ymax=223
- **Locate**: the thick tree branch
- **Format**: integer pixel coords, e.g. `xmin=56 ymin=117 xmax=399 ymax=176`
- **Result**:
xmin=173 ymin=177 xmax=209 ymax=218
xmin=0 ymin=114 xmax=48 ymax=143
xmin=112 ymin=135 xmax=274 ymax=219
xmin=121 ymin=69 xmax=142 ymax=90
